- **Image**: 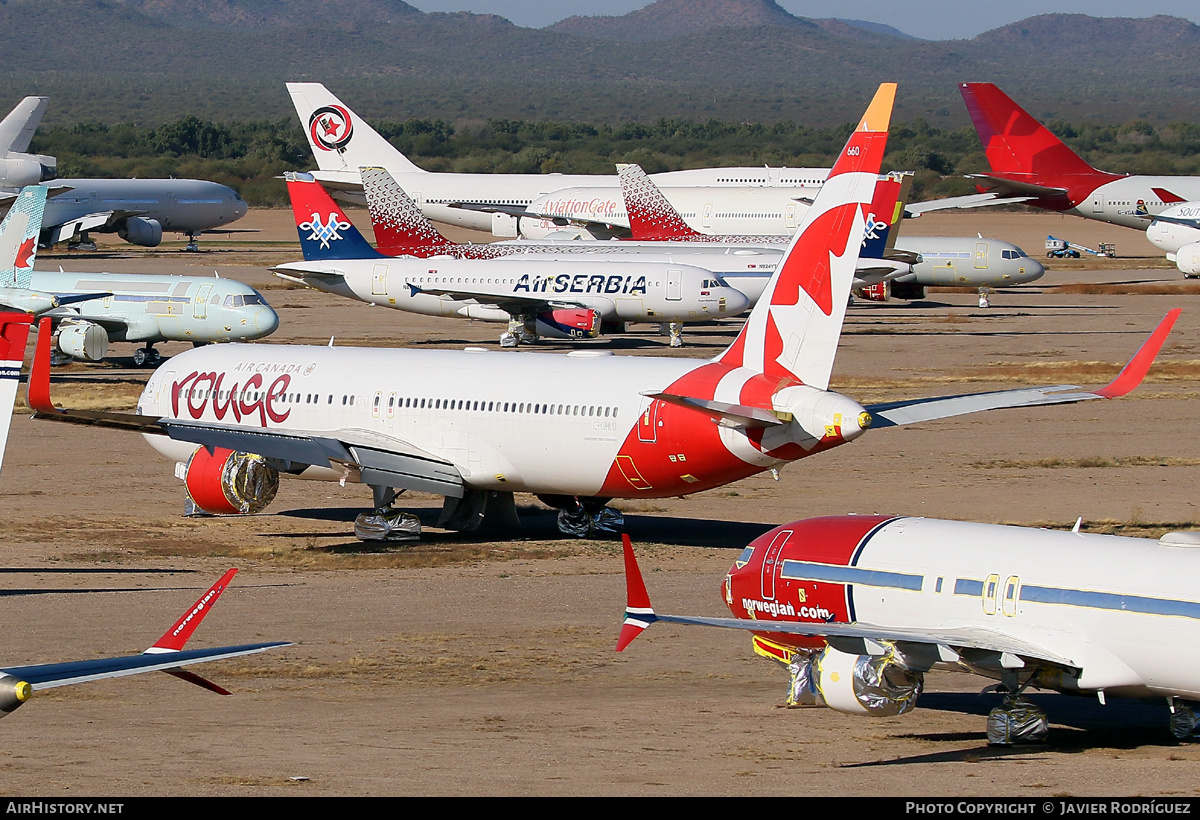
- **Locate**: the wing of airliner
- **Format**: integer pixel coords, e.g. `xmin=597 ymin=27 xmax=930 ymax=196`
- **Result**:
xmin=904 ymin=191 xmax=1037 ymax=217
xmin=1 ymin=569 xmax=289 ymax=717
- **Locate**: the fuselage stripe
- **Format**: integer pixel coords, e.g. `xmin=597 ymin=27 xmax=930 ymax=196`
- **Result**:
xmin=1020 ymin=585 xmax=1200 ymax=620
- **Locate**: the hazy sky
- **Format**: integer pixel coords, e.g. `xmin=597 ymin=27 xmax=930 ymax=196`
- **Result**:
xmin=408 ymin=0 xmax=1200 ymax=40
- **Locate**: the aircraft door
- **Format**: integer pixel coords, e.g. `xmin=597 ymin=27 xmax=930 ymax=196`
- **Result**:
xmin=372 ymin=264 xmax=388 ymax=296
xmin=371 ymin=391 xmax=382 ymax=419
xmin=785 ymin=204 xmax=797 ymax=229
xmin=666 ymin=269 xmax=682 ymax=301
xmin=194 ymin=284 xmax=212 ymax=319
xmin=702 ymin=203 xmax=713 ymax=228
xmin=1002 ymin=576 xmax=1020 ymax=618
xmin=1092 ymin=195 xmax=1105 ymax=214
xmin=759 ymin=530 xmax=791 ymax=601
xmin=982 ymin=573 xmax=1000 ymax=616
xmin=974 ymin=242 xmax=988 ymax=269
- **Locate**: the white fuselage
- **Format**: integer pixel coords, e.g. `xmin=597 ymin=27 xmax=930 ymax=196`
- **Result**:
xmin=826 ymin=517 xmax=1200 ymax=698
xmin=517 ymin=183 xmax=826 ymax=239
xmin=1058 ymin=177 xmax=1200 ymax=230
xmin=25 ymin=269 xmax=278 ymax=344
xmin=273 ymin=256 xmax=749 ymax=324
xmin=310 ymin=167 xmax=830 ymax=233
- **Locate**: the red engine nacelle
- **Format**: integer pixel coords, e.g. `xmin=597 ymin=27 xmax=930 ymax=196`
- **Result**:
xmin=184 ymin=446 xmax=279 ymax=515
xmin=535 ymin=308 xmax=601 ymax=340
xmin=855 ymin=282 xmax=890 ymax=302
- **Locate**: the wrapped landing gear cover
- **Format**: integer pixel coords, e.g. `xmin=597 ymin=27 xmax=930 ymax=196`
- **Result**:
xmin=987 ymin=698 xmax=1049 ymax=745
xmin=556 ymin=503 xmax=624 ymax=538
xmin=183 ymin=447 xmax=279 ymax=516
xmin=354 ymin=508 xmax=421 ymax=542
xmin=1170 ymin=701 xmax=1200 ymax=740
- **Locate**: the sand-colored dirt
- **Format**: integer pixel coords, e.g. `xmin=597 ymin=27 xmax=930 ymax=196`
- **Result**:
xmin=3 ymin=209 xmax=1200 ymax=796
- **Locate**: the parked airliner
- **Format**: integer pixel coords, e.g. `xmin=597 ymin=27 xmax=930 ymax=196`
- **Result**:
xmin=1143 ymin=201 xmax=1200 ymax=277
xmin=0 ymin=186 xmax=278 ymax=365
xmin=959 ymin=83 xmax=1200 ymax=231
xmin=620 ymin=514 xmax=1200 ymax=744
xmin=287 ymin=82 xmax=830 ymax=234
xmin=276 ymin=172 xmax=748 ymax=346
xmin=24 ymin=85 xmax=1176 ymax=543
xmin=611 ymin=162 xmax=1043 ymax=301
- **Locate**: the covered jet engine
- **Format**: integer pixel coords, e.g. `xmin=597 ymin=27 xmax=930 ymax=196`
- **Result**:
xmin=855 ymin=282 xmax=890 ymax=302
xmin=809 ymin=645 xmax=923 ymax=716
xmin=54 ymin=321 xmax=108 ymax=362
xmin=0 ymin=673 xmax=31 ymax=718
xmin=0 ymin=154 xmax=56 ymax=188
xmin=1175 ymin=241 xmax=1200 ymax=278
xmin=117 ymin=217 xmax=163 ymax=248
xmin=534 ymin=308 xmax=601 ymax=340
xmin=181 ymin=446 xmax=279 ymax=516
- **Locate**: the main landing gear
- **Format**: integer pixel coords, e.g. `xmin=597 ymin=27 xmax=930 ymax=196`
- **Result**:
xmin=185 ymin=232 xmax=201 ymax=253
xmin=537 ymin=495 xmax=623 ymax=538
xmin=659 ymin=322 xmax=684 ymax=348
xmin=132 ymin=345 xmax=162 ymax=367
xmin=499 ymin=317 xmax=540 ymax=348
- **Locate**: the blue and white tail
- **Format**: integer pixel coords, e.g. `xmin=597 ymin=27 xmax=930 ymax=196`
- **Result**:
xmin=0 ymin=313 xmax=34 ymax=475
xmin=0 ymin=186 xmax=47 ymax=289
xmin=714 ymin=83 xmax=896 ymax=390
xmin=287 ymin=83 xmax=424 ymax=176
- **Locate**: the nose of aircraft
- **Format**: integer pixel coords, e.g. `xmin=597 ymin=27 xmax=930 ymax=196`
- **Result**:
xmin=1017 ymin=256 xmax=1045 ymax=284
xmin=253 ymin=306 xmax=280 ymax=337
xmin=722 ymin=284 xmax=752 ymax=315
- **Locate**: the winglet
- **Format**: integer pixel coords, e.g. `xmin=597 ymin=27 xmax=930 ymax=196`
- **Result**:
xmin=616 ymin=535 xmax=657 ymax=652
xmin=0 ymin=312 xmax=34 ymax=475
xmin=27 ymin=316 xmax=58 ymax=414
xmin=147 ymin=569 xmax=239 ymax=653
xmin=1093 ymin=308 xmax=1181 ymax=399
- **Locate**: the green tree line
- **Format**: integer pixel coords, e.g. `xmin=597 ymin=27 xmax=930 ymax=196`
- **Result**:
xmin=29 ymin=114 xmax=1200 ymax=207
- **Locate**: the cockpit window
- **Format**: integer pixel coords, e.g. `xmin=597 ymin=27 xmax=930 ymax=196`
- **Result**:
xmin=734 ymin=545 xmax=754 ymax=569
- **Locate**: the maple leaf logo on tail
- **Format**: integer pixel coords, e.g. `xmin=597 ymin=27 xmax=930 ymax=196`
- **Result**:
xmin=714 ymin=83 xmax=895 ymax=391
xmin=0 ymin=185 xmax=46 ymax=289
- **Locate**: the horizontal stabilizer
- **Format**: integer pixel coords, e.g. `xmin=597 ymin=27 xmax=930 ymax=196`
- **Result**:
xmin=865 ymin=309 xmax=1180 ymax=428
xmin=644 ymin=391 xmax=787 ymax=429
xmin=905 ymin=192 xmax=1036 ymax=215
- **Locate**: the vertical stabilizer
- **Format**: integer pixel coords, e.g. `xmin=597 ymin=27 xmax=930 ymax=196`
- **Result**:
xmin=714 ymin=84 xmax=895 ymax=390
xmin=0 ymin=186 xmax=47 ymax=289
xmin=0 ymin=97 xmax=49 ymax=154
xmin=0 ymin=313 xmax=34 ymax=476
xmin=360 ymin=166 xmax=454 ymax=253
xmin=959 ymin=83 xmax=1099 ymax=177
xmin=285 ymin=172 xmax=382 ymax=260
xmin=618 ymin=163 xmax=702 ymax=240
xmin=287 ymin=83 xmax=424 ymax=176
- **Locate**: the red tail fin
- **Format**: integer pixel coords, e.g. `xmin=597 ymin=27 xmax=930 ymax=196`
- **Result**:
xmin=618 ymin=163 xmax=701 ymax=240
xmin=959 ymin=83 xmax=1100 ymax=177
xmin=359 ymin=166 xmax=455 ymax=254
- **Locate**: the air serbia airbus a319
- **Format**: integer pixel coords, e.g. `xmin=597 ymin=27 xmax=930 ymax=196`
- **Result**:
xmin=21 ymin=85 xmax=1180 ymax=541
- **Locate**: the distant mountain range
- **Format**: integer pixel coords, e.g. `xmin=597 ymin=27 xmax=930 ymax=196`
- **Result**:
xmin=4 ymin=0 xmax=1199 ymax=127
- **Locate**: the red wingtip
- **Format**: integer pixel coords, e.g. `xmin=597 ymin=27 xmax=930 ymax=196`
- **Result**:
xmin=27 ymin=316 xmax=57 ymax=413
xmin=150 ymin=569 xmax=239 ymax=652
xmin=1094 ymin=308 xmax=1181 ymax=399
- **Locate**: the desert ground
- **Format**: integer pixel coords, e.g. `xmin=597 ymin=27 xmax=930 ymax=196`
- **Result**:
xmin=2 ymin=209 xmax=1200 ymax=796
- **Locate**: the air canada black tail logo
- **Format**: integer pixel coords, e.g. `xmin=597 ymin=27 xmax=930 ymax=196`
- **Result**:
xmin=309 ymin=105 xmax=354 ymax=152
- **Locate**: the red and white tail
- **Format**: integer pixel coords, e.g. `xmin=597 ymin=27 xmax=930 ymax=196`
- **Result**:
xmin=959 ymin=83 xmax=1100 ymax=178
xmin=146 ymin=568 xmax=239 ymax=653
xmin=359 ymin=166 xmax=455 ymax=254
xmin=714 ymin=83 xmax=896 ymax=389
xmin=618 ymin=163 xmax=701 ymax=240
xmin=0 ymin=313 xmax=33 ymax=475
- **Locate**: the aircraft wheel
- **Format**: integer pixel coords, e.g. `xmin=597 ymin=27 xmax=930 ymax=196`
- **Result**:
xmin=133 ymin=348 xmax=146 ymax=367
